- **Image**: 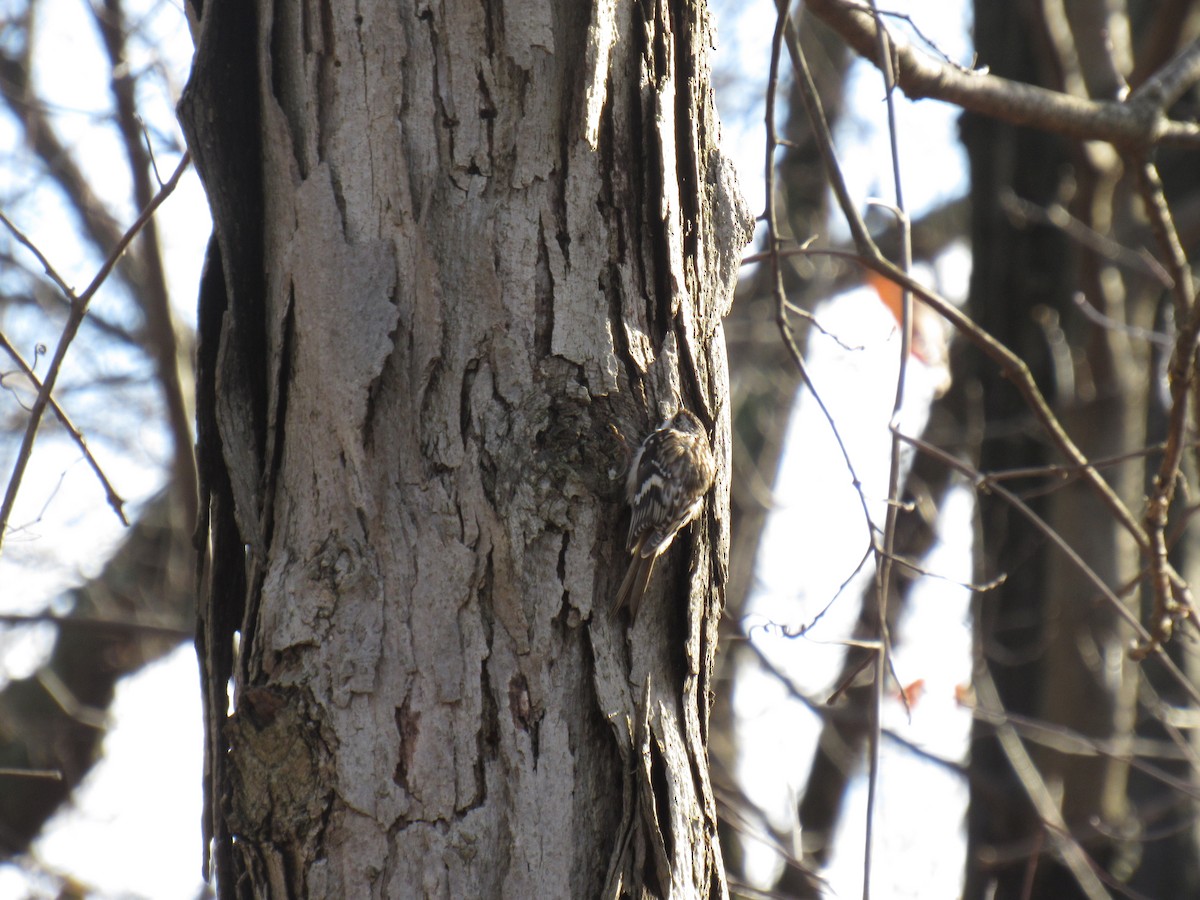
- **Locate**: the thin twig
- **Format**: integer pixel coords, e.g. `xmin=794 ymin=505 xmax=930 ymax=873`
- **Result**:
xmin=898 ymin=429 xmax=1200 ymax=709
xmin=1072 ymin=292 xmax=1172 ymax=347
xmin=825 ymin=648 xmax=877 ymax=707
xmin=715 ymin=784 xmax=832 ymax=897
xmin=843 ymin=3 xmax=985 ymax=74
xmin=744 ymin=631 xmax=1198 ymax=804
xmin=785 ymin=246 xmax=1172 ymax=565
xmin=0 ymin=611 xmax=191 ymax=638
xmin=741 ymin=633 xmax=965 ymax=774
xmin=0 ymin=210 xmax=75 ymax=298
xmin=861 ymin=4 xmax=912 ymax=892
xmin=781 ymin=12 xmax=875 ymax=257
xmin=973 ymin=661 xmax=1116 ymax=900
xmin=751 ymin=544 xmax=873 ymax=639
xmin=36 ymin=667 xmax=108 ymax=730
xmin=0 ymin=151 xmax=191 ymax=552
xmin=765 ymin=2 xmax=879 ymax=550
xmin=1129 ymin=36 xmax=1200 ymax=109
xmin=0 ymin=330 xmax=128 ymax=524
xmin=0 ymin=767 xmax=62 ymax=780
xmin=979 ymin=441 xmax=1177 ymax=486
xmin=884 ymin=551 xmax=1007 ymax=592
xmin=968 ymin=702 xmax=1200 ymax=799
xmin=1000 ymin=192 xmax=1172 ymax=287
xmin=1134 ymin=154 xmax=1199 ymax=655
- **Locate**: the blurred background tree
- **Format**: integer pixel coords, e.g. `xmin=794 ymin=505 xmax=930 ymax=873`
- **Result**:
xmin=0 ymin=0 xmax=201 ymax=891
xmin=719 ymin=2 xmax=1200 ymax=898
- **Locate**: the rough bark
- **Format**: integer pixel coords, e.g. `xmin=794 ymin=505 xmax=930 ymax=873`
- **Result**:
xmin=179 ymin=0 xmax=752 ymax=897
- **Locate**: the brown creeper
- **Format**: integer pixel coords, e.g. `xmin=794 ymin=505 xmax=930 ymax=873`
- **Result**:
xmin=613 ymin=408 xmax=716 ymax=619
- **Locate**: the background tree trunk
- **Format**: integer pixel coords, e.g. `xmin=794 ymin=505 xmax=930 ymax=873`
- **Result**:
xmin=716 ymin=2 xmax=1200 ymax=896
xmin=961 ymin=4 xmax=1084 ymax=893
xmin=963 ymin=2 xmax=1199 ymax=896
xmin=716 ymin=10 xmax=966 ymax=892
xmin=0 ymin=0 xmax=197 ymax=857
xmin=179 ymin=0 xmax=751 ymax=896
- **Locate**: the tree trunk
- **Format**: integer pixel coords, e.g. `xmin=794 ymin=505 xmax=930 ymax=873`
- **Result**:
xmin=179 ymin=0 xmax=751 ymax=896
xmin=963 ymin=3 xmax=1144 ymax=896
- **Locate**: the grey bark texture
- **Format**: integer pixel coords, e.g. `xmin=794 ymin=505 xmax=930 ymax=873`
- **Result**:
xmin=179 ymin=0 xmax=752 ymax=897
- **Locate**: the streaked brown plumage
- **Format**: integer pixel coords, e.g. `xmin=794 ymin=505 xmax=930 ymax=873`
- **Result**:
xmin=613 ymin=409 xmax=715 ymax=619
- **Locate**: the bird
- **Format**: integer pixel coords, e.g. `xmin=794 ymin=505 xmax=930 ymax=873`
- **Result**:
xmin=613 ymin=408 xmax=716 ymax=619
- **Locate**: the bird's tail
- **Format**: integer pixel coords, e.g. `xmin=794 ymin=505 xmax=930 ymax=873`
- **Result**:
xmin=613 ymin=554 xmax=656 ymax=620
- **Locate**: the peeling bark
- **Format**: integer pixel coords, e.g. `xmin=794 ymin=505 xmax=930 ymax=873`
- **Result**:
xmin=181 ymin=0 xmax=752 ymax=896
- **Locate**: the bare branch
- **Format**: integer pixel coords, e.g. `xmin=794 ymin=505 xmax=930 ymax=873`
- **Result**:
xmin=781 ymin=11 xmax=874 ymax=257
xmin=973 ymin=661 xmax=1141 ymax=900
xmin=765 ymin=1 xmax=879 ymax=552
xmin=0 ymin=330 xmax=128 ymax=523
xmin=1000 ymin=192 xmax=1173 ymax=287
xmin=1072 ymin=293 xmax=1173 ymax=347
xmin=93 ymin=0 xmax=198 ymax=529
xmin=0 ymin=611 xmax=191 ymax=639
xmin=860 ymin=6 xmax=913 ymax=893
xmin=0 ymin=151 xmax=191 ymax=551
xmin=0 ymin=210 xmax=75 ymax=299
xmin=0 ymin=768 xmax=63 ymax=781
xmin=786 ymin=244 xmax=1188 ymax=590
xmin=1134 ymin=154 xmax=1199 ymax=655
xmin=898 ymin=430 xmax=1200 ymax=709
xmin=1130 ymin=36 xmax=1200 ymax=110
xmin=805 ymin=0 xmax=1200 ymax=148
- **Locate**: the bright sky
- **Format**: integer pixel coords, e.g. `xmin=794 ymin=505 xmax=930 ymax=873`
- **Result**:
xmin=0 ymin=0 xmax=974 ymax=897
xmin=715 ymin=0 xmax=976 ymax=894
xmin=0 ymin=0 xmax=204 ymax=605
xmin=0 ymin=0 xmax=208 ymax=897
xmin=15 ymin=647 xmax=203 ymax=899
xmin=735 ymin=295 xmax=974 ymax=895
